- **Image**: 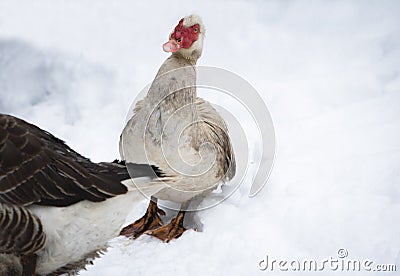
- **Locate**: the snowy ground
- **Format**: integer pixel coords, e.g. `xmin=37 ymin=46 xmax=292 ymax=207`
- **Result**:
xmin=1 ymin=1 xmax=400 ymax=275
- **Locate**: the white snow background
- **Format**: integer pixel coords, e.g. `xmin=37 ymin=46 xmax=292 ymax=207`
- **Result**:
xmin=1 ymin=0 xmax=400 ymax=275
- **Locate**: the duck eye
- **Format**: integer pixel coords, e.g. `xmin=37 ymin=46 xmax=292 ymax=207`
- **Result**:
xmin=194 ymin=28 xmax=199 ymax=33
xmin=177 ymin=38 xmax=182 ymax=43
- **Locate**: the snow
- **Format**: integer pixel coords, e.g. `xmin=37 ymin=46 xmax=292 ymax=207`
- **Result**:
xmin=1 ymin=0 xmax=400 ymax=275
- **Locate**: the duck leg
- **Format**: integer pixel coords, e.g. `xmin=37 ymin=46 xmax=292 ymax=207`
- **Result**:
xmin=147 ymin=200 xmax=194 ymax=243
xmin=147 ymin=210 xmax=187 ymax=243
xmin=120 ymin=197 xmax=165 ymax=239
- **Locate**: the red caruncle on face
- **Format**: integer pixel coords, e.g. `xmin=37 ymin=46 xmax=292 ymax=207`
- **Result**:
xmin=171 ymin=19 xmax=200 ymax=49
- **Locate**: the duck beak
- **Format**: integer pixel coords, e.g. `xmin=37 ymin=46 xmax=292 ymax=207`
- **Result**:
xmin=163 ymin=39 xmax=180 ymax=52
